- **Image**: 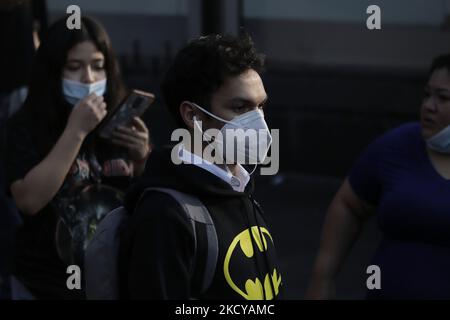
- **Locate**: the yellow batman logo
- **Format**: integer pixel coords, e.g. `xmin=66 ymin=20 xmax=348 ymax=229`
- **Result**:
xmin=224 ymin=226 xmax=282 ymax=300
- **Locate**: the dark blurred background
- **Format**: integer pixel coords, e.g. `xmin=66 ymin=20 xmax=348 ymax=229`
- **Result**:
xmin=2 ymin=0 xmax=450 ymax=299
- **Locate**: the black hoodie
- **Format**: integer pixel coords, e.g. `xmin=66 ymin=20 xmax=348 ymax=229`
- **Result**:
xmin=119 ymin=146 xmax=283 ymax=300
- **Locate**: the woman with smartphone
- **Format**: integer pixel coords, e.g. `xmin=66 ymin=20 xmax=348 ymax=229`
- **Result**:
xmin=5 ymin=16 xmax=150 ymax=299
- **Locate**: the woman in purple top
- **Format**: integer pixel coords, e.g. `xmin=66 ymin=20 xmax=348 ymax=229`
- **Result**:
xmin=307 ymin=54 xmax=450 ymax=299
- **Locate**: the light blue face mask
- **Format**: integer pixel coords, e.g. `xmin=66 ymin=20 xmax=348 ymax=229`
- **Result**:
xmin=62 ymin=78 xmax=107 ymax=105
xmin=427 ymin=124 xmax=450 ymax=154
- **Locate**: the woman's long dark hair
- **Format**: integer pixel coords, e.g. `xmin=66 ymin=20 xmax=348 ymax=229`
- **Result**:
xmin=20 ymin=16 xmax=126 ymax=157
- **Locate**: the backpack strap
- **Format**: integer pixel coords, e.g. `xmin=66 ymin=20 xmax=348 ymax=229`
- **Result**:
xmin=140 ymin=187 xmax=218 ymax=296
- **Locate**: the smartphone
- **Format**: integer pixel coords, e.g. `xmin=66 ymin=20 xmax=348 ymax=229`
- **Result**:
xmin=99 ymin=89 xmax=155 ymax=139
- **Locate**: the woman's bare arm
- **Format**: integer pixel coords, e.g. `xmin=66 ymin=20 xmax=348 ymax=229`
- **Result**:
xmin=306 ymin=178 xmax=375 ymax=299
xmin=10 ymin=94 xmax=107 ymax=215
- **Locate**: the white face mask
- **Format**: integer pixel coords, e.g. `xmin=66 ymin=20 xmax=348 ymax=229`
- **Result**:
xmin=62 ymin=78 xmax=106 ymax=105
xmin=427 ymin=124 xmax=450 ymax=154
xmin=191 ymin=102 xmax=272 ymax=165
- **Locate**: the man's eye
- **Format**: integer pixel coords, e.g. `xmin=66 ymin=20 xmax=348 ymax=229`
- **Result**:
xmin=438 ymin=95 xmax=450 ymax=101
xmin=93 ymin=64 xmax=105 ymax=70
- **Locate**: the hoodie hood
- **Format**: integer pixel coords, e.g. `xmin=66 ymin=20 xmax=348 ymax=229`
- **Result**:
xmin=124 ymin=146 xmax=255 ymax=213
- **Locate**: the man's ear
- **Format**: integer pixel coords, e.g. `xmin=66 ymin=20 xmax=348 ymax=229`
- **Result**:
xmin=180 ymin=101 xmax=200 ymax=130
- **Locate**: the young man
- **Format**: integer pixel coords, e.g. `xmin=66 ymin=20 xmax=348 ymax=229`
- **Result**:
xmin=119 ymin=34 xmax=282 ymax=300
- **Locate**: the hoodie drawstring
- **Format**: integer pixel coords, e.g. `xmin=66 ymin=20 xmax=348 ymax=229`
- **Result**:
xmin=248 ymin=193 xmax=277 ymax=300
xmin=241 ymin=196 xmax=267 ymax=300
xmin=242 ymin=193 xmax=277 ymax=300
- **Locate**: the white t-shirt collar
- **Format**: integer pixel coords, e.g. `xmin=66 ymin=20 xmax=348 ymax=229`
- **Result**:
xmin=178 ymin=146 xmax=250 ymax=192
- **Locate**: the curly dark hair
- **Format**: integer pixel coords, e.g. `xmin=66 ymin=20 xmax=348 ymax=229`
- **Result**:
xmin=161 ymin=33 xmax=265 ymax=128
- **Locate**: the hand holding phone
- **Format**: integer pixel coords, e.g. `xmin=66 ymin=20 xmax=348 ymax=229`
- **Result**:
xmin=111 ymin=117 xmax=151 ymax=162
xmin=99 ymin=89 xmax=154 ymax=139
